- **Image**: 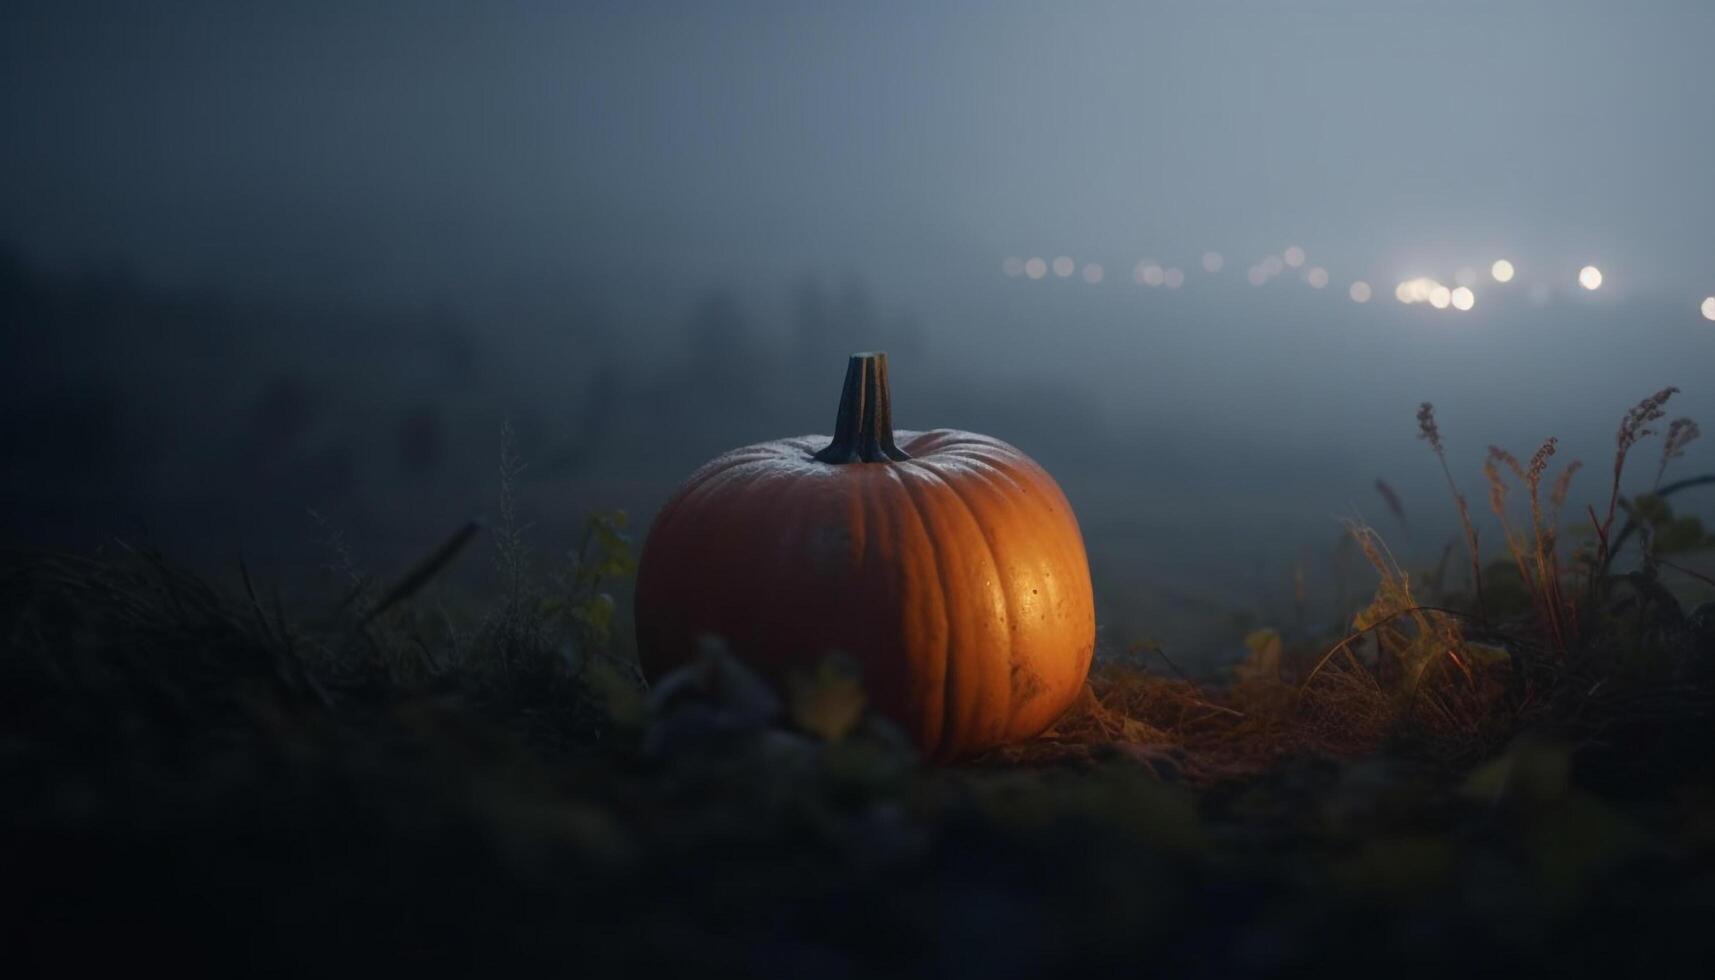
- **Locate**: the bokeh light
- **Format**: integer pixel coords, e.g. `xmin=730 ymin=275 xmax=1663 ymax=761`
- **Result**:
xmin=1082 ymin=262 xmax=1104 ymax=284
xmin=1396 ymin=277 xmax=1440 ymax=304
xmin=1702 ymin=296 xmax=1715 ymax=321
xmin=1141 ymin=263 xmax=1165 ymax=286
xmin=1163 ymin=267 xmax=1185 ymax=289
xmin=1025 ymin=257 xmax=1047 ymax=279
xmin=1451 ymin=286 xmax=1475 ymax=311
xmin=1053 ymin=256 xmax=1075 ymax=278
xmin=1283 ymin=246 xmax=1305 ymax=268
xmin=1002 ymin=257 xmax=1025 ymax=277
xmin=1350 ymin=281 xmax=1372 ymax=303
xmin=1306 ymin=267 xmax=1329 ymax=289
xmin=1491 ymin=259 xmax=1515 ymax=283
xmin=1202 ymin=251 xmax=1224 ymax=273
xmin=1248 ymin=265 xmax=1268 ymax=286
xmin=1579 ymin=265 xmax=1603 ymax=290
xmin=1429 ymin=285 xmax=1452 ymax=309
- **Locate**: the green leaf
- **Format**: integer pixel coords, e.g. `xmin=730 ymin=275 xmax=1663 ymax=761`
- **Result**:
xmin=1463 ymin=642 xmax=1513 ymax=667
xmin=1529 ymin=792 xmax=1650 ymax=899
xmin=1629 ymin=493 xmax=1673 ymax=528
xmin=570 ymin=592 xmax=616 ymax=645
xmin=1333 ymin=835 xmax=1455 ymax=898
xmin=585 ymin=657 xmax=644 ymax=729
xmin=1461 ymin=736 xmax=1570 ymax=807
xmin=1655 ymin=515 xmax=1706 ymax=554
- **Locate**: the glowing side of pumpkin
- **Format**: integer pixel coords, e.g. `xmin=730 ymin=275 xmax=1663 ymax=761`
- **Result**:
xmin=635 ymin=354 xmax=1097 ymax=761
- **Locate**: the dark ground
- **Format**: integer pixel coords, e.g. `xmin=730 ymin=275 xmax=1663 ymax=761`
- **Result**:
xmin=4 ymin=504 xmax=1713 ymax=978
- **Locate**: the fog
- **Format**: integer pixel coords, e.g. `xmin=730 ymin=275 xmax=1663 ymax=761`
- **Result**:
xmin=4 ymin=0 xmax=1712 ymax=659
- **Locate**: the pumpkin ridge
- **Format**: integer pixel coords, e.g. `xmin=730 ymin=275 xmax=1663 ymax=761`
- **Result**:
xmin=905 ymin=462 xmax=992 ymax=759
xmin=731 ymin=466 xmax=810 ymax=673
xmin=693 ymin=443 xmax=797 ymax=478
xmin=931 ymin=442 xmax=1036 ymax=472
xmin=639 ymin=458 xmax=802 ymax=679
xmin=929 ymin=458 xmax=1031 ymax=742
xmin=953 ymin=450 xmax=1088 ymax=605
xmin=911 ymin=429 xmax=1016 ymax=457
xmin=949 ymin=455 xmax=1065 ymax=720
xmin=885 ymin=464 xmax=953 ymax=758
xmin=648 ymin=463 xmax=754 ymax=551
xmin=941 ymin=450 xmax=1091 ymax=735
xmin=907 ymin=458 xmax=1015 ymax=755
xmin=771 ymin=470 xmax=820 ymax=578
xmin=948 ymin=451 xmax=1074 ymax=582
xmin=663 ymin=453 xmax=784 ymax=526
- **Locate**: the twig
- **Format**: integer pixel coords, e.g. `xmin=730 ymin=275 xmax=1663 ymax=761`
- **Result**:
xmin=364 ymin=521 xmax=483 ymax=625
xmin=1297 ymin=604 xmax=1487 ymax=705
xmin=1129 ymin=643 xmax=1247 ymax=719
xmin=1601 ymin=474 xmax=1715 ymax=575
xmin=1658 ymin=558 xmax=1715 ymax=590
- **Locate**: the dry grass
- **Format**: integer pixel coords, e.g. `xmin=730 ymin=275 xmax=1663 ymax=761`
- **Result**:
xmin=1418 ymin=402 xmax=1487 ymax=616
xmin=1004 ymin=386 xmax=1710 ymax=782
xmin=1484 ymin=437 xmax=1579 ymax=652
xmin=6 ymin=395 xmax=1712 ymax=976
xmin=5 ymin=390 xmax=1706 ymax=793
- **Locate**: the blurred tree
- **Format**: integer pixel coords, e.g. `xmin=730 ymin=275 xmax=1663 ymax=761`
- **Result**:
xmin=791 ymin=275 xmax=831 ymax=369
xmin=395 ymin=404 xmax=446 ymax=476
xmin=686 ymin=291 xmax=750 ymax=387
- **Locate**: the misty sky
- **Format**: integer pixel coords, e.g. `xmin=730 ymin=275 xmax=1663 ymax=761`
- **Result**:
xmin=5 ymin=0 xmax=1714 ymax=308
xmin=5 ymin=1 xmax=1714 ymax=652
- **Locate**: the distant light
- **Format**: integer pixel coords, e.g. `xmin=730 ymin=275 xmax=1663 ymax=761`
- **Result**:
xmin=1202 ymin=251 xmax=1225 ymax=273
xmin=1141 ymin=263 xmax=1165 ymax=287
xmin=1579 ymin=265 xmax=1602 ymax=290
xmin=1451 ymin=286 xmax=1475 ymax=311
xmin=1283 ymin=246 xmax=1306 ymax=268
xmin=1002 ymin=257 xmax=1025 ymax=277
xmin=1350 ymin=281 xmax=1372 ymax=303
xmin=1397 ymin=277 xmax=1439 ymax=304
xmin=1306 ymin=267 xmax=1329 ymax=289
xmin=1455 ymin=266 xmax=1478 ymax=288
xmin=1081 ymin=262 xmax=1104 ymax=284
xmin=1529 ymin=282 xmax=1551 ymax=305
xmin=1491 ymin=259 xmax=1515 ymax=283
xmin=1702 ymin=296 xmax=1715 ymax=321
xmin=1429 ymin=285 xmax=1452 ymax=309
xmin=1247 ymin=265 xmax=1268 ymax=286
xmin=1025 ymin=257 xmax=1047 ymax=280
xmin=1163 ymin=267 xmax=1185 ymax=289
xmin=1262 ymin=255 xmax=1285 ymax=276
xmin=1052 ymin=256 xmax=1075 ymax=278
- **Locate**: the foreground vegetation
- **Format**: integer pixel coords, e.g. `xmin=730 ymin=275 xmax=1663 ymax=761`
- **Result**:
xmin=4 ymin=396 xmax=1713 ymax=976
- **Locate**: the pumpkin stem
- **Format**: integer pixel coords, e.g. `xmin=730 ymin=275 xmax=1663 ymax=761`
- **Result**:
xmin=813 ymin=352 xmax=912 ymax=464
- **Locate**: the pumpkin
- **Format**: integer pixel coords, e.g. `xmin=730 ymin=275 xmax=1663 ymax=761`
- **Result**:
xmin=635 ymin=352 xmax=1095 ymax=760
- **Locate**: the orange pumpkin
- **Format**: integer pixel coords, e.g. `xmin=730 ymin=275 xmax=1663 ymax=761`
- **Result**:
xmin=635 ymin=352 xmax=1095 ymax=760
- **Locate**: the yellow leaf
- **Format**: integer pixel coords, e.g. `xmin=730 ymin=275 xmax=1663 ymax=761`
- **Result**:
xmin=1235 ymin=628 xmax=1283 ymax=682
xmin=787 ymin=651 xmax=867 ymax=742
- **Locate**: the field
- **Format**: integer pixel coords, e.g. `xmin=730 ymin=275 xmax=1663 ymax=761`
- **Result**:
xmin=6 ymin=393 xmax=1713 ymax=977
